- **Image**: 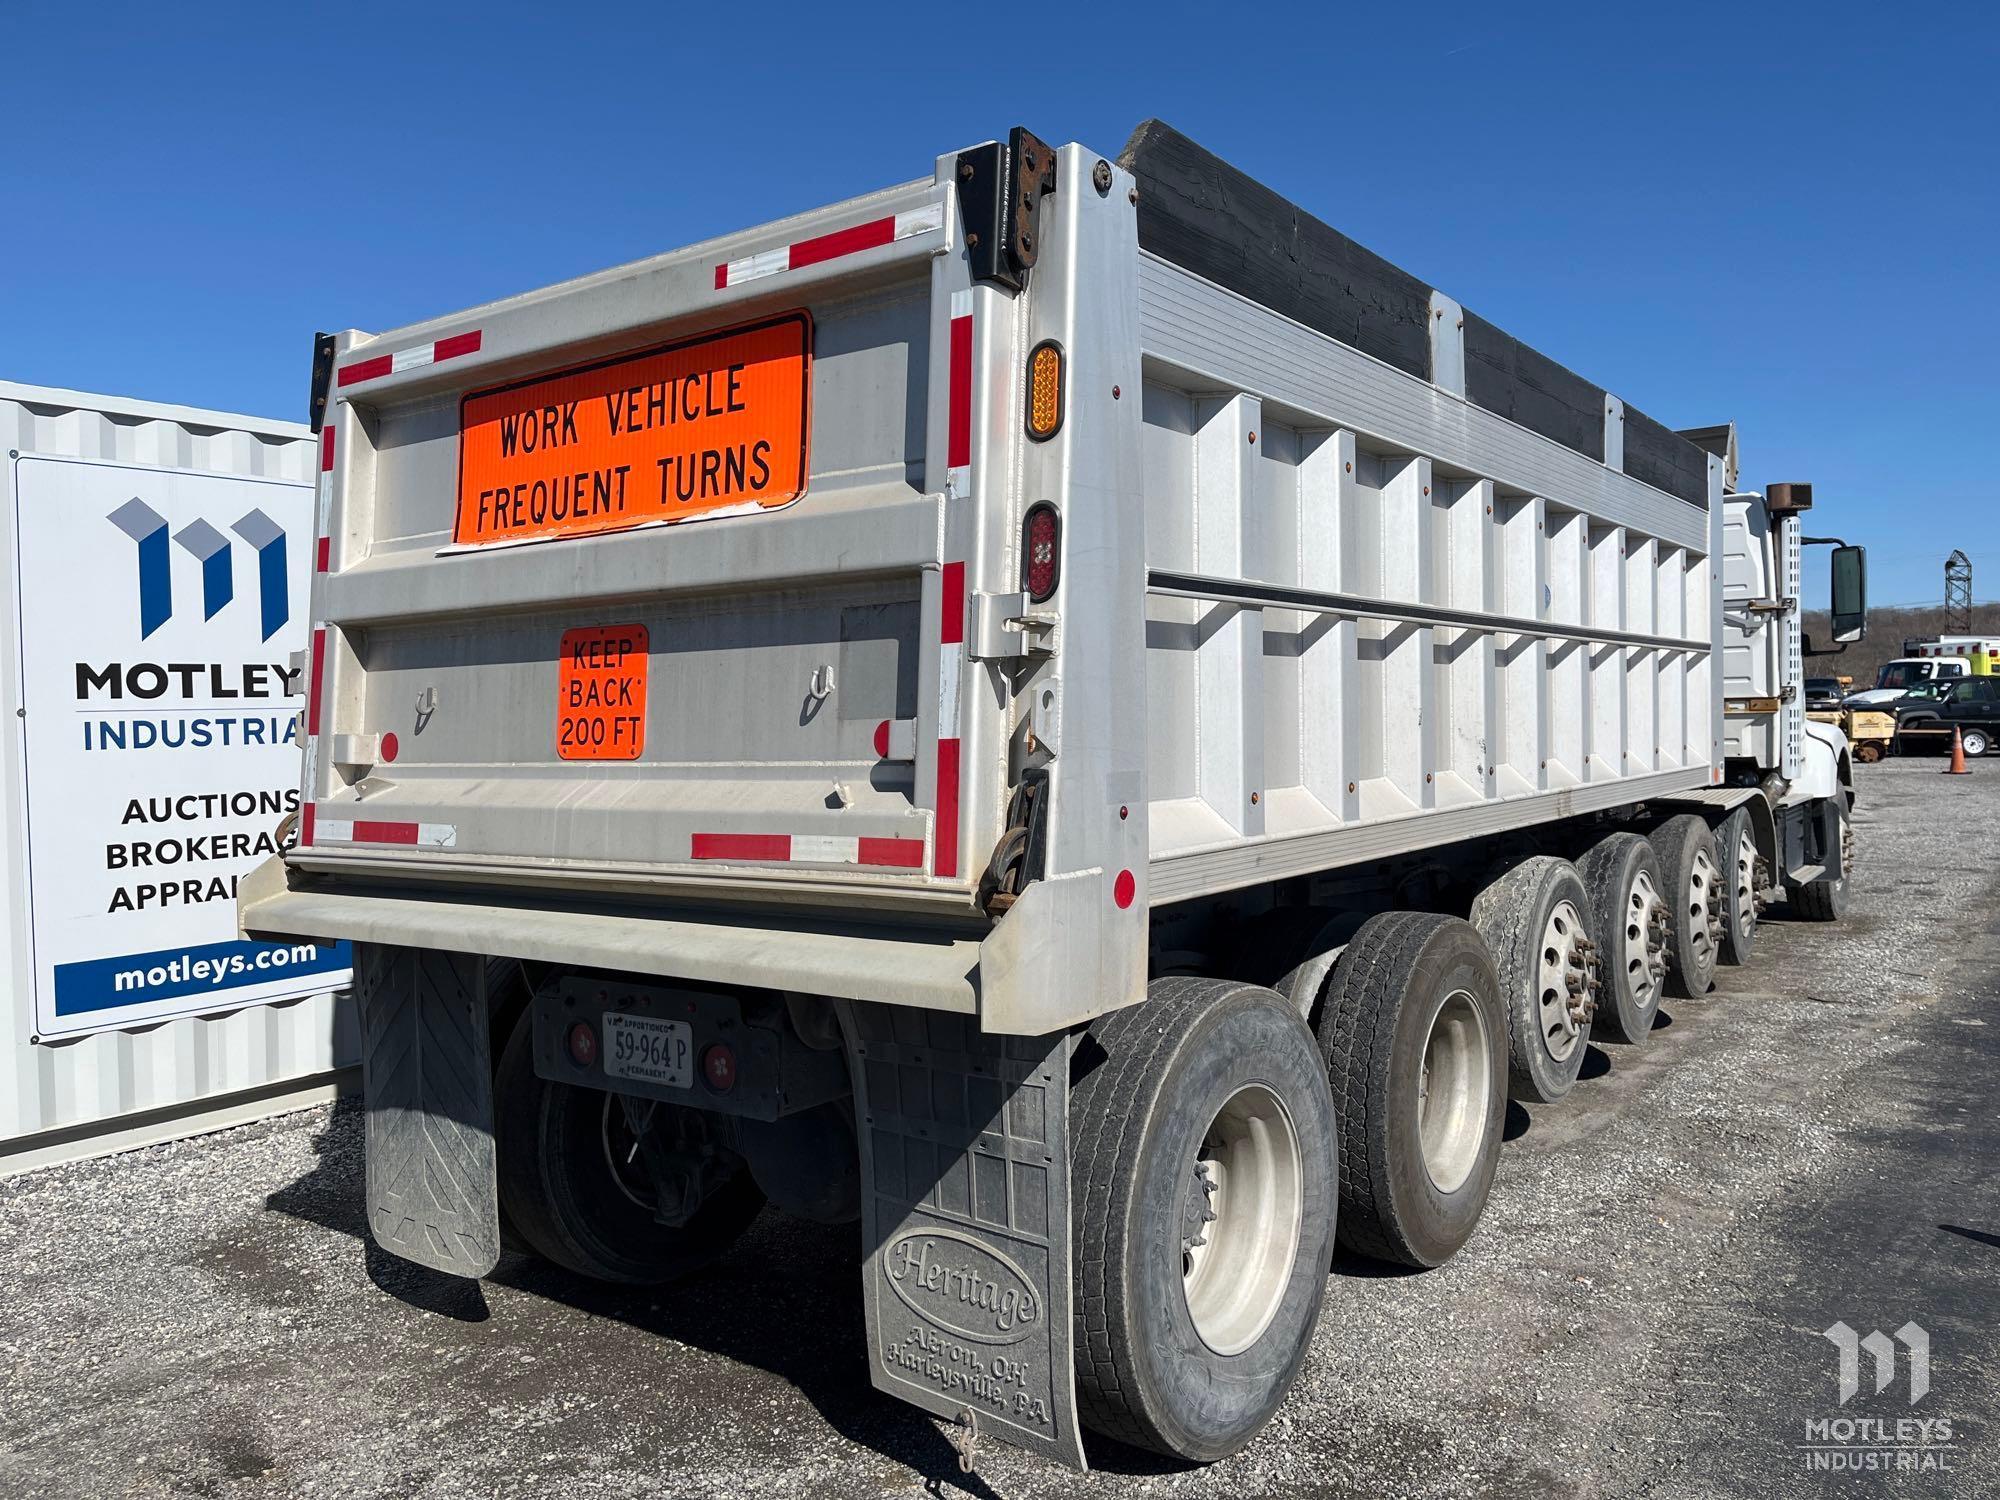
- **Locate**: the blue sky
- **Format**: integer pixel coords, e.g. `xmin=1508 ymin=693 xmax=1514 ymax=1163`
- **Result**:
xmin=3 ymin=1 xmax=1993 ymax=608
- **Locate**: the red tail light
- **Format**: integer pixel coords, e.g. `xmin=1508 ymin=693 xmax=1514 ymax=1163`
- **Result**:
xmin=1023 ymin=503 xmax=1061 ymax=603
xmin=703 ymin=1043 xmax=737 ymax=1093
xmin=567 ymin=1021 xmax=598 ymax=1067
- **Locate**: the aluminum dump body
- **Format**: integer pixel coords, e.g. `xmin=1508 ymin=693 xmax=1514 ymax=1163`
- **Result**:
xmin=245 ymin=122 xmax=1724 ymax=1033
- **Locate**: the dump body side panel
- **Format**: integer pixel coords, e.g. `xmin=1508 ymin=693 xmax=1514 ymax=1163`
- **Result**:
xmin=1134 ymin=255 xmax=1719 ymax=906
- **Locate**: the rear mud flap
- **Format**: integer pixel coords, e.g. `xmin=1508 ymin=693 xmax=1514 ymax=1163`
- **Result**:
xmin=844 ymin=1004 xmax=1086 ymax=1469
xmin=356 ymin=944 xmax=501 ymax=1279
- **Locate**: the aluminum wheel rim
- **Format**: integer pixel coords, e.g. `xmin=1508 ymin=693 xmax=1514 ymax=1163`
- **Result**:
xmin=1181 ymin=1084 xmax=1303 ymax=1357
xmin=1537 ymin=899 xmax=1588 ymax=1062
xmin=1685 ymin=844 xmax=1719 ymax=966
xmin=1418 ymin=990 xmax=1490 ymax=1194
xmin=1625 ymin=870 xmax=1666 ymax=1012
xmin=1730 ymin=825 xmax=1758 ymax=941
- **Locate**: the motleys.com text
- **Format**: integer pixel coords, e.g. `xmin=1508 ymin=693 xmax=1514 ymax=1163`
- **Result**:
xmin=114 ymin=943 xmax=331 ymax=993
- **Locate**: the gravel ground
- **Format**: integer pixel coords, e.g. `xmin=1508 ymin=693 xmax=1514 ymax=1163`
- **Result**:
xmin=2 ymin=758 xmax=1995 ymax=1499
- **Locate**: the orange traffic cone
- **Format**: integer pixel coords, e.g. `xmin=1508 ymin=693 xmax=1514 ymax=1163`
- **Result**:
xmin=1946 ymin=725 xmax=1972 ymax=775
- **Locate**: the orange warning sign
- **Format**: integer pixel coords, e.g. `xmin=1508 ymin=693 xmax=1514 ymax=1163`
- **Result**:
xmin=457 ymin=313 xmax=810 ymax=547
xmin=557 ymin=623 xmax=648 ymax=761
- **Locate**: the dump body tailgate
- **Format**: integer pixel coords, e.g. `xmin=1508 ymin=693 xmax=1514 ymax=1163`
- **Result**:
xmin=300 ymin=179 xmax=975 ymax=904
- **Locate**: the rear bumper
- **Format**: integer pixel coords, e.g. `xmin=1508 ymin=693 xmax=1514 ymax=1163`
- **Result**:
xmin=238 ymin=855 xmax=1144 ymax=1035
xmin=239 ymin=855 xmax=980 ymax=1016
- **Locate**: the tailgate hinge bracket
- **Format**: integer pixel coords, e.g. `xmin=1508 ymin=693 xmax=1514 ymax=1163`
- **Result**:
xmin=969 ymin=591 xmax=1058 ymax=661
xmin=308 ymin=330 xmax=337 ymax=433
xmin=955 ymin=126 xmax=1057 ymax=292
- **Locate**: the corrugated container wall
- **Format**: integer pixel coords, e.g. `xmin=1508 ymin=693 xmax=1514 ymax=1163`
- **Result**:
xmin=0 ymin=382 xmax=356 ymax=1170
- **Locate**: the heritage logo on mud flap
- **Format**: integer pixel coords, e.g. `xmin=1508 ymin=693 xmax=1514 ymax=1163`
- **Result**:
xmin=883 ymin=1228 xmax=1043 ymax=1344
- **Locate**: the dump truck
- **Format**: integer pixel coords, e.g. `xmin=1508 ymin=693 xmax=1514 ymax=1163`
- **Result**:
xmin=241 ymin=121 xmax=1864 ymax=1470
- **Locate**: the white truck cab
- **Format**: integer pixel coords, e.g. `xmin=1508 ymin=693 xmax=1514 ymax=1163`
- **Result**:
xmin=1847 ymin=655 xmax=1971 ymax=708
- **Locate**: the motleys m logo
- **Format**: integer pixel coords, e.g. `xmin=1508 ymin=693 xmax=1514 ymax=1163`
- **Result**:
xmin=108 ymin=497 xmax=288 ymax=642
xmin=1824 ymin=1321 xmax=1929 ymax=1405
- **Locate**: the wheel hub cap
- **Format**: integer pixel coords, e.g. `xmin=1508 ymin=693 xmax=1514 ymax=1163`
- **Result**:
xmin=1537 ymin=899 xmax=1597 ymax=1060
xmin=1181 ymin=1085 xmax=1303 ymax=1357
xmin=1418 ymin=990 xmax=1490 ymax=1194
xmin=1686 ymin=844 xmax=1720 ymax=966
xmin=1626 ymin=870 xmax=1668 ymax=1009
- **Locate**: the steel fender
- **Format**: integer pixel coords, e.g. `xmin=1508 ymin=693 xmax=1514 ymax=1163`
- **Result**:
xmin=977 ymin=868 xmax=1146 ymax=1035
xmin=1795 ymin=718 xmax=1849 ymax=804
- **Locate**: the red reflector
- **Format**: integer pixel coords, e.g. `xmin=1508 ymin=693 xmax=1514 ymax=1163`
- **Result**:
xmin=568 ymin=1022 xmax=598 ymax=1067
xmin=1023 ymin=503 xmax=1061 ymax=602
xmin=319 ymin=426 xmax=335 ymax=472
xmin=1113 ymin=868 xmax=1136 ymax=909
xmin=379 ymin=731 xmax=399 ymax=763
xmin=873 ymin=720 xmax=890 ymax=758
xmin=703 ymin=1044 xmax=737 ymax=1092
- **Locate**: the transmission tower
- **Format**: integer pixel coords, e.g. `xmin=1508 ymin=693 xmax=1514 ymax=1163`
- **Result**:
xmin=1945 ymin=550 xmax=1973 ymax=632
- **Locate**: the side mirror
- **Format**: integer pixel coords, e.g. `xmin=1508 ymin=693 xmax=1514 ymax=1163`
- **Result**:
xmin=1830 ymin=544 xmax=1867 ymax=644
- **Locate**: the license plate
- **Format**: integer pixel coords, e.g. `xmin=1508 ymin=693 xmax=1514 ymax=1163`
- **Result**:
xmin=602 ymin=1012 xmax=693 ymax=1089
xmin=455 ymin=311 xmax=811 ymax=547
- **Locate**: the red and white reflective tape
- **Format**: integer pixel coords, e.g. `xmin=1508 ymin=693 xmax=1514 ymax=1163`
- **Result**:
xmin=336 ymin=329 xmax=483 ymax=388
xmin=306 ymin=625 xmax=327 ymax=738
xmin=713 ymin=203 xmax=945 ymax=291
xmin=306 ymin=811 xmax=458 ymax=850
xmin=935 ymin=561 xmax=966 ymax=879
xmin=689 ymin=832 xmax=924 ymax=869
xmin=947 ymin=290 xmax=973 ymax=497
xmin=315 ymin=426 xmax=334 ymax=573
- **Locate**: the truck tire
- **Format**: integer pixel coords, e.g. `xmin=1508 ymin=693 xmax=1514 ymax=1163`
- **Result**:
xmin=1317 ymin=913 xmax=1506 ymax=1268
xmin=1070 ymin=977 xmax=1337 ymax=1462
xmin=493 ymin=1020 xmax=764 ymax=1284
xmin=1574 ymin=833 xmax=1668 ymax=1043
xmin=1963 ymin=727 xmax=1991 ymax=758
xmin=1787 ymin=797 xmax=1851 ymax=922
xmin=1715 ymin=808 xmax=1760 ymax=967
xmin=1649 ymin=814 xmax=1721 ymax=1000
xmin=1468 ymin=857 xmax=1597 ymax=1105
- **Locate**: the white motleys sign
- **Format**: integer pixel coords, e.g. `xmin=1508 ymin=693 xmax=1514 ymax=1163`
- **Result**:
xmin=12 ymin=455 xmax=350 ymax=1038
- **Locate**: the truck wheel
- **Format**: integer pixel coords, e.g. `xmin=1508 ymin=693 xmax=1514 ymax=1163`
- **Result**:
xmin=1787 ymin=798 xmax=1851 ymax=922
xmin=1963 ymin=728 xmax=1991 ymax=758
xmin=1715 ymin=808 xmax=1760 ymax=967
xmin=494 ymin=1021 xmax=764 ymax=1284
xmin=1650 ymin=815 xmax=1721 ymax=999
xmin=1575 ymin=833 xmax=1668 ymax=1043
xmin=1317 ymin=913 xmax=1505 ymax=1267
xmin=1070 ymin=977 xmax=1337 ymax=1462
xmin=1468 ymin=857 xmax=1597 ymax=1105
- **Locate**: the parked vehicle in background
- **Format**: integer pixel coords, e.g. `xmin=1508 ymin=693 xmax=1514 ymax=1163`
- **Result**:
xmin=240 ymin=121 xmax=1865 ymax=1470
xmin=1804 ymin=676 xmax=1847 ymax=710
xmin=1846 ymin=655 xmax=1974 ymax=707
xmin=1905 ymin=635 xmax=2000 ymax=673
xmin=1895 ymin=677 xmax=2000 ymax=757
